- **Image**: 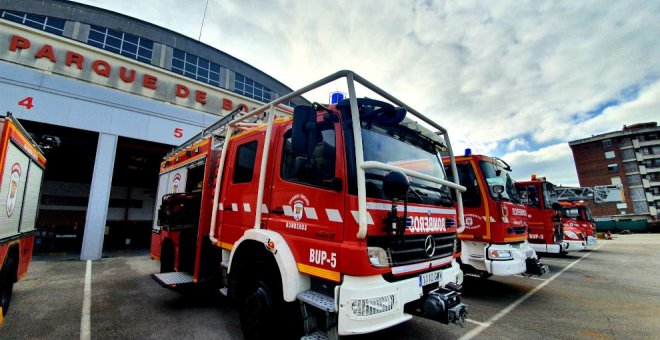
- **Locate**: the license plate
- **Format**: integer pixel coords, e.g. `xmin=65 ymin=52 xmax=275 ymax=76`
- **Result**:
xmin=419 ymin=270 xmax=442 ymax=287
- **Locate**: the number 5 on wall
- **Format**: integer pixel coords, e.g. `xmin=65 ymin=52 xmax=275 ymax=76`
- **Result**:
xmin=174 ymin=127 xmax=183 ymax=139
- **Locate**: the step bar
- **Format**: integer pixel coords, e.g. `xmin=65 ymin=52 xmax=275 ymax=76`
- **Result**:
xmin=152 ymin=272 xmax=194 ymax=288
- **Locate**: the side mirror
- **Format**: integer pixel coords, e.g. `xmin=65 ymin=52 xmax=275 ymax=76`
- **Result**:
xmin=492 ymin=184 xmax=505 ymax=195
xmin=291 ymin=105 xmax=317 ymax=154
xmin=551 ymin=202 xmax=562 ymax=211
xmin=527 ymin=185 xmax=539 ymax=207
xmin=383 ymin=171 xmax=410 ymax=200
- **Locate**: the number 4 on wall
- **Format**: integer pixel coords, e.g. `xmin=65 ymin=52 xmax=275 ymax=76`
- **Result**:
xmin=18 ymin=96 xmax=34 ymax=110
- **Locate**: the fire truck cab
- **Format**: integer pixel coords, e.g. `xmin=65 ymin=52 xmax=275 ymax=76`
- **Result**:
xmin=150 ymin=71 xmax=469 ymax=339
xmin=515 ymin=175 xmax=570 ymax=255
xmin=560 ymin=201 xmax=597 ymax=248
xmin=444 ymin=152 xmax=547 ymax=279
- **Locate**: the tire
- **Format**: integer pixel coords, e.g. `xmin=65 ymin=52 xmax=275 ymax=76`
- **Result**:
xmin=238 ymin=266 xmax=302 ymax=340
xmin=0 ymin=257 xmax=16 ymax=317
xmin=160 ymin=241 xmax=174 ymax=273
xmin=239 ymin=270 xmax=278 ymax=340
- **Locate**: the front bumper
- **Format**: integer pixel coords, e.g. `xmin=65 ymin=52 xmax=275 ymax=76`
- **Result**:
xmin=586 ymin=236 xmax=597 ymax=247
xmin=337 ymin=259 xmax=464 ymax=335
xmin=529 ymin=241 xmax=568 ymax=254
xmin=487 ymin=243 xmax=536 ymax=276
xmin=564 ymin=239 xmax=586 ymax=252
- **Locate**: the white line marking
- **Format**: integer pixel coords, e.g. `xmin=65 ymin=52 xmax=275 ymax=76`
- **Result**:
xmin=466 ymin=318 xmax=491 ymax=327
xmin=539 ymin=258 xmax=573 ymax=263
xmin=80 ymin=260 xmax=92 ymax=340
xmin=458 ymin=242 xmax=605 ymax=340
xmin=514 ymin=275 xmax=547 ymax=281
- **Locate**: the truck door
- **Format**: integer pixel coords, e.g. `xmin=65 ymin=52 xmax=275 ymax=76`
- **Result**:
xmin=219 ymin=135 xmax=263 ymax=245
xmin=446 ymin=162 xmax=487 ymax=240
xmin=268 ymin=116 xmax=345 ymax=245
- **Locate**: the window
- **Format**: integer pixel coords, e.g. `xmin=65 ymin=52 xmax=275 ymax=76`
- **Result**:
xmin=170 ymin=49 xmax=222 ymax=87
xmin=281 ymin=123 xmax=337 ymax=189
xmin=611 ymin=177 xmax=622 ymax=185
xmin=233 ymin=141 xmax=258 ymax=183
xmin=87 ymin=25 xmax=154 ymax=63
xmin=604 ymin=151 xmax=615 ymax=159
xmin=542 ymin=183 xmax=558 ymax=209
xmin=602 ymin=139 xmax=612 ymax=147
xmin=234 ymin=73 xmax=273 ymax=103
xmin=608 ymin=163 xmax=619 ymax=173
xmin=445 ymin=163 xmax=481 ymax=207
xmin=1 ymin=10 xmax=65 ymax=36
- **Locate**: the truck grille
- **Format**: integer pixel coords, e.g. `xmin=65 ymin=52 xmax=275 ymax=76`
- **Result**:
xmin=368 ymin=233 xmax=457 ymax=267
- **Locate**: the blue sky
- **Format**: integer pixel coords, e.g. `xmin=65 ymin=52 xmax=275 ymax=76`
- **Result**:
xmin=72 ymin=0 xmax=660 ymax=186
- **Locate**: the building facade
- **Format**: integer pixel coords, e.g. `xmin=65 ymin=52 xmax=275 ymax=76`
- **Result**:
xmin=569 ymin=122 xmax=660 ymax=222
xmin=0 ymin=0 xmax=306 ymax=259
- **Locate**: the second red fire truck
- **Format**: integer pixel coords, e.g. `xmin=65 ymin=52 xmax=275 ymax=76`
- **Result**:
xmin=150 ymin=71 xmax=469 ymax=339
xmin=444 ymin=152 xmax=548 ymax=279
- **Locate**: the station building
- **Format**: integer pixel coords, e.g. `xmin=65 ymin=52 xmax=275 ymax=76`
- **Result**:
xmin=0 ymin=0 xmax=306 ymax=259
xmin=569 ymin=122 xmax=660 ymax=228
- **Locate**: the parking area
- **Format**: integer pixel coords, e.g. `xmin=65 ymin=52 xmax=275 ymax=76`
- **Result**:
xmin=2 ymin=234 xmax=660 ymax=339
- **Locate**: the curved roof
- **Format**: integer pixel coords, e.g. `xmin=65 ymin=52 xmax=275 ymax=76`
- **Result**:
xmin=0 ymin=0 xmax=307 ymax=106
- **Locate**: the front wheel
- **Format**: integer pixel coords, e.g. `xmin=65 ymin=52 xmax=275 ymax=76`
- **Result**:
xmin=239 ymin=271 xmax=279 ymax=340
xmin=0 ymin=257 xmax=16 ymax=317
xmin=238 ymin=268 xmax=302 ymax=340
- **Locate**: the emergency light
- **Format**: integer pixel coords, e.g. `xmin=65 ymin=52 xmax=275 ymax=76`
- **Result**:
xmin=464 ymin=148 xmax=472 ymax=156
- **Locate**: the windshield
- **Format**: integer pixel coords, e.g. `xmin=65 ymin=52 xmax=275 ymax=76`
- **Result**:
xmin=478 ymin=161 xmax=521 ymax=203
xmin=361 ymin=126 xmax=453 ymax=206
xmin=580 ymin=206 xmax=594 ymax=222
xmin=562 ymin=207 xmax=580 ymax=219
xmin=543 ymin=182 xmax=559 ymax=209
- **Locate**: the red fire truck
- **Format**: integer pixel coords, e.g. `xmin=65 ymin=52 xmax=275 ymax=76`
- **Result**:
xmin=0 ymin=113 xmax=46 ymax=321
xmin=515 ymin=175 xmax=569 ymax=255
xmin=444 ymin=152 xmax=547 ymax=279
xmin=559 ymin=201 xmax=597 ymax=249
xmin=150 ymin=71 xmax=468 ymax=338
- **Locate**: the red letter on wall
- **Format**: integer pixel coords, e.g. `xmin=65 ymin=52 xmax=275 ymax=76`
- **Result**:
xmin=119 ymin=67 xmax=136 ymax=83
xmin=92 ymin=60 xmax=111 ymax=77
xmin=222 ymin=98 xmax=233 ymax=111
xmin=176 ymin=84 xmax=189 ymax=98
xmin=237 ymin=103 xmax=249 ymax=112
xmin=143 ymin=74 xmax=158 ymax=90
xmin=9 ymin=35 xmax=30 ymax=51
xmin=195 ymin=90 xmax=207 ymax=105
xmin=66 ymin=51 xmax=84 ymax=70
xmin=35 ymin=45 xmax=56 ymax=63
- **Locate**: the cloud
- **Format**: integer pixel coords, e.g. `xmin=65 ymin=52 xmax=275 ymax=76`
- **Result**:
xmin=70 ymin=0 xmax=660 ymax=186
xmin=501 ymin=143 xmax=579 ymax=187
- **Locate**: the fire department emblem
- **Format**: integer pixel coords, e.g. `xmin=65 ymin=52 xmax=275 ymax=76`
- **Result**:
xmin=6 ymin=163 xmax=21 ymax=217
xmin=293 ymin=202 xmax=304 ymax=221
xmin=172 ymin=173 xmax=181 ymax=193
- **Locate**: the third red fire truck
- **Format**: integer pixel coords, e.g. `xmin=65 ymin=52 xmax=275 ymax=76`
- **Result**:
xmin=150 ymin=71 xmax=469 ymax=339
xmin=515 ymin=175 xmax=570 ymax=255
xmin=444 ymin=152 xmax=548 ymax=279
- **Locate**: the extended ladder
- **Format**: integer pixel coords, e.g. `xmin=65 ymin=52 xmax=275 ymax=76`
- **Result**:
xmin=555 ymin=184 xmax=623 ymax=203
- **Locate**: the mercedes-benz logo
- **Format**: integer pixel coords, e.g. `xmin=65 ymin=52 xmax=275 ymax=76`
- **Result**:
xmin=424 ymin=235 xmax=436 ymax=257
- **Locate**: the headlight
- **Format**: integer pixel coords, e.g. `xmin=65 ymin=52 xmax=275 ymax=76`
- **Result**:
xmin=367 ymin=247 xmax=390 ymax=267
xmin=564 ymin=231 xmax=578 ymax=240
xmin=488 ymin=249 xmax=513 ymax=260
xmin=351 ymin=295 xmax=396 ymax=318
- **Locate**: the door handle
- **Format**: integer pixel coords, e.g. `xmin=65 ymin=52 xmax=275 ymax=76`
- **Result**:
xmin=271 ymin=206 xmax=285 ymax=215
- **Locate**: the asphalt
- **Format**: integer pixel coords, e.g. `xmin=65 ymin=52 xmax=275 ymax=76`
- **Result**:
xmin=2 ymin=234 xmax=659 ymax=339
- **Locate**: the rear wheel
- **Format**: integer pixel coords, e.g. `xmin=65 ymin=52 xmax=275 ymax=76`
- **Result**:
xmin=0 ymin=257 xmax=16 ymax=317
xmin=160 ymin=241 xmax=175 ymax=273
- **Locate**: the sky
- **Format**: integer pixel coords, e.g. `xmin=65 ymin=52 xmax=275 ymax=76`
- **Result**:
xmin=71 ymin=0 xmax=660 ymax=186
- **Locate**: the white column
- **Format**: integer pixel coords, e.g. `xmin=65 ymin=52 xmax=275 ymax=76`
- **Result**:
xmin=80 ymin=133 xmax=118 ymax=260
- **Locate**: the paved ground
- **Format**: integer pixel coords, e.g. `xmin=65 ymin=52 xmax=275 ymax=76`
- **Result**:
xmin=2 ymin=234 xmax=659 ymax=339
